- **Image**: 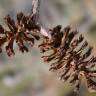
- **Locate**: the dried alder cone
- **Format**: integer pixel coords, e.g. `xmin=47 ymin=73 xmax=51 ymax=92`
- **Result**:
xmin=0 ymin=12 xmax=40 ymax=56
xmin=39 ymin=25 xmax=96 ymax=92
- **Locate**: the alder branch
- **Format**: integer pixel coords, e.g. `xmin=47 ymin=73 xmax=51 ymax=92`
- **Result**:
xmin=31 ymin=0 xmax=51 ymax=38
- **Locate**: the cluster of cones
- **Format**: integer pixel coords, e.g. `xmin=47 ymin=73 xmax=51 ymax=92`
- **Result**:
xmin=0 ymin=10 xmax=96 ymax=92
xmin=0 ymin=12 xmax=40 ymax=56
xmin=39 ymin=25 xmax=96 ymax=92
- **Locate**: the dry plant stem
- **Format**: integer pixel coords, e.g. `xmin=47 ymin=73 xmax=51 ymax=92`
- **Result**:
xmin=31 ymin=0 xmax=51 ymax=38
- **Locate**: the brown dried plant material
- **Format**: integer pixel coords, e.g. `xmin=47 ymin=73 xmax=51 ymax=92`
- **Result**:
xmin=0 ymin=13 xmax=40 ymax=56
xmin=39 ymin=25 xmax=96 ymax=92
xmin=0 ymin=0 xmax=96 ymax=93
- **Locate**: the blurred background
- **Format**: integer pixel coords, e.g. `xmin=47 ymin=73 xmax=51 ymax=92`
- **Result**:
xmin=0 ymin=0 xmax=96 ymax=96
